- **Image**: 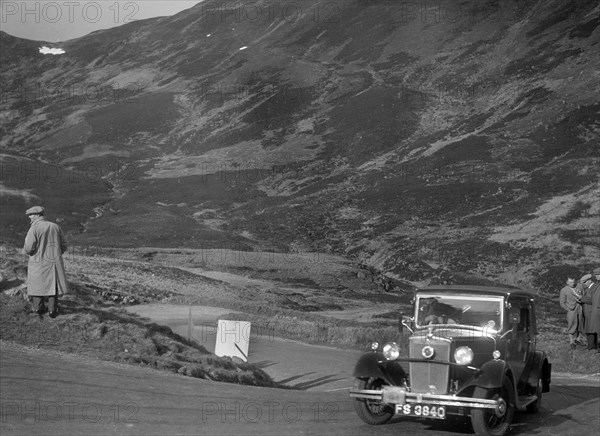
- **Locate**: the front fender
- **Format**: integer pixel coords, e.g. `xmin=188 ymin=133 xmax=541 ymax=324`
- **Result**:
xmin=458 ymin=359 xmax=509 ymax=394
xmin=352 ymin=352 xmax=407 ymax=386
xmin=528 ymin=351 xmax=551 ymax=393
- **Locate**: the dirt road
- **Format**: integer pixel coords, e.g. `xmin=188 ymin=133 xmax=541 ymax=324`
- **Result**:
xmin=194 ymin=332 xmax=360 ymax=391
xmin=1 ymin=340 xmax=598 ymax=436
xmin=126 ymin=303 xmax=360 ymax=391
xmin=2 ymin=303 xmax=598 ymax=436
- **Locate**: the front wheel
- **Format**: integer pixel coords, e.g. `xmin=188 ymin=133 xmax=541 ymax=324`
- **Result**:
xmin=471 ymin=376 xmax=515 ymax=436
xmin=352 ymin=377 xmax=394 ymax=425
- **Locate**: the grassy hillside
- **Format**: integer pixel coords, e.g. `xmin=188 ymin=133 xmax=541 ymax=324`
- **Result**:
xmin=1 ymin=244 xmax=597 ymax=374
xmin=0 ymin=247 xmax=279 ymax=387
xmin=1 ymin=0 xmax=598 ymax=286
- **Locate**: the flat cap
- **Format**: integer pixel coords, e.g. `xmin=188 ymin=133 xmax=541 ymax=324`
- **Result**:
xmin=594 ymin=267 xmax=600 ymax=275
xmin=580 ymin=274 xmax=592 ymax=282
xmin=25 ymin=206 xmax=45 ymax=215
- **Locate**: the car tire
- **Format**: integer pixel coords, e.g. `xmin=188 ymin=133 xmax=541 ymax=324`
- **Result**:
xmin=526 ymin=378 xmax=542 ymax=413
xmin=471 ymin=375 xmax=514 ymax=436
xmin=352 ymin=377 xmax=394 ymax=425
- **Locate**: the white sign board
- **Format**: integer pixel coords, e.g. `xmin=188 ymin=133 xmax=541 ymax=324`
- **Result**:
xmin=214 ymin=320 xmax=251 ymax=362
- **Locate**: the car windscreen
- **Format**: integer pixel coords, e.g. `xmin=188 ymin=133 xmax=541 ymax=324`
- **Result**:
xmin=416 ymin=294 xmax=503 ymax=330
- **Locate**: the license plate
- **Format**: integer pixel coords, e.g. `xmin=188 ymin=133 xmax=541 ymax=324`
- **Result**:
xmin=395 ymin=404 xmax=446 ymax=419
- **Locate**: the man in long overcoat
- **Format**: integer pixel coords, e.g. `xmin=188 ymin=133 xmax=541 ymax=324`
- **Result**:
xmin=559 ymin=277 xmax=583 ymax=349
xmin=23 ymin=206 xmax=68 ymax=318
xmin=581 ymin=268 xmax=600 ymax=351
xmin=579 ymin=273 xmax=595 ymax=349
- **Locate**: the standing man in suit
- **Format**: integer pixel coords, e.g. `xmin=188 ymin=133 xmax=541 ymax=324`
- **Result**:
xmin=23 ymin=206 xmax=68 ymax=318
xmin=559 ymin=277 xmax=583 ymax=350
xmin=581 ymin=268 xmax=600 ymax=351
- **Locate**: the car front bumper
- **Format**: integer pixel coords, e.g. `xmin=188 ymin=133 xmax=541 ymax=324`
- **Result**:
xmin=350 ymin=386 xmax=504 ymax=413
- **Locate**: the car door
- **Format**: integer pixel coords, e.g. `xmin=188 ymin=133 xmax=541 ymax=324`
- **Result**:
xmin=506 ymin=297 xmax=532 ymax=381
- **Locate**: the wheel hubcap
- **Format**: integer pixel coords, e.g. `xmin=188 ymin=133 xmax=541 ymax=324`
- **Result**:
xmin=495 ymin=398 xmax=507 ymax=417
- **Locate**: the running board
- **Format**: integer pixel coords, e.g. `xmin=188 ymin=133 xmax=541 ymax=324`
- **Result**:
xmin=517 ymin=395 xmax=538 ymax=410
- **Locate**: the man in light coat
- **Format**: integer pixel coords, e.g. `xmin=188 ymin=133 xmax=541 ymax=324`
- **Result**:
xmin=559 ymin=277 xmax=583 ymax=350
xmin=581 ymin=268 xmax=600 ymax=351
xmin=23 ymin=206 xmax=68 ymax=318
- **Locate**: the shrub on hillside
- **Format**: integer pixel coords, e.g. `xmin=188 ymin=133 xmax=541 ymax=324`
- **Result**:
xmin=533 ymin=265 xmax=583 ymax=294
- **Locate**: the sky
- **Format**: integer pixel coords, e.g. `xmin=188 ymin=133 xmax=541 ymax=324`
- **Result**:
xmin=0 ymin=1 xmax=202 ymax=41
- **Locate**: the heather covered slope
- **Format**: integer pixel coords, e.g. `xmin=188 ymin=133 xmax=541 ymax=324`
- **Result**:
xmin=1 ymin=0 xmax=598 ymax=285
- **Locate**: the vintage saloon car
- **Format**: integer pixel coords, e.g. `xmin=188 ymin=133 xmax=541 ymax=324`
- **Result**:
xmin=350 ymin=285 xmax=551 ymax=436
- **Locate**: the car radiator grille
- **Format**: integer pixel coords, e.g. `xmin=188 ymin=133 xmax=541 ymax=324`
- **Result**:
xmin=409 ymin=339 xmax=451 ymax=394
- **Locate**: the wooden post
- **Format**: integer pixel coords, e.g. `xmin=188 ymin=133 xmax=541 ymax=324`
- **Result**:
xmin=187 ymin=304 xmax=192 ymax=342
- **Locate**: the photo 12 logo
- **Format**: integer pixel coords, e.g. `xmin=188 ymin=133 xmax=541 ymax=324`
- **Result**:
xmin=0 ymin=321 xmax=124 ymax=345
xmin=395 ymin=1 xmax=505 ymax=24
xmin=1 ymin=1 xmax=140 ymax=26
xmin=199 ymin=1 xmax=340 ymax=24
xmin=1 ymin=80 xmax=143 ymax=107
xmin=200 ymin=401 xmax=339 ymax=424
xmin=0 ymin=401 xmax=139 ymax=424
xmin=0 ymin=159 xmax=139 ymax=185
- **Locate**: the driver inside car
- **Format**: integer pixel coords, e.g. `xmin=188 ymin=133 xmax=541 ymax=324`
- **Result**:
xmin=421 ymin=298 xmax=459 ymax=325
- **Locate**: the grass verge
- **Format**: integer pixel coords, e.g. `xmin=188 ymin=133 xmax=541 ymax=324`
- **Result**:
xmin=0 ymin=279 xmax=279 ymax=388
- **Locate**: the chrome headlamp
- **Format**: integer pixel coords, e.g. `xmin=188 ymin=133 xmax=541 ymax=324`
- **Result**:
xmin=454 ymin=346 xmax=474 ymax=365
xmin=382 ymin=342 xmax=400 ymax=360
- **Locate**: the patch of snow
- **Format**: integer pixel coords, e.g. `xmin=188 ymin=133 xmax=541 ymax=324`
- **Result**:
xmin=39 ymin=46 xmax=65 ymax=55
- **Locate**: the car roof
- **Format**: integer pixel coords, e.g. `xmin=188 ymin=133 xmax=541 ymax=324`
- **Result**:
xmin=417 ymin=285 xmax=537 ymax=299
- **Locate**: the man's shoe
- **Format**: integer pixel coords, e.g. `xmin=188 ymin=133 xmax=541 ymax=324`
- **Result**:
xmin=49 ymin=311 xmax=58 ymax=319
